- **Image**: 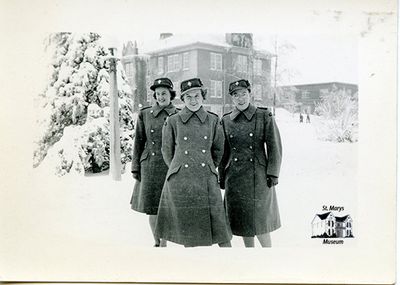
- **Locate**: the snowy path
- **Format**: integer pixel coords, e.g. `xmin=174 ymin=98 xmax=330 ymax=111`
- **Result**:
xmin=2 ymin=110 xmax=358 ymax=266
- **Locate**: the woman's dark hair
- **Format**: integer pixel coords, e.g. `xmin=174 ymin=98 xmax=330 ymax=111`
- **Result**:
xmin=153 ymin=88 xmax=176 ymax=100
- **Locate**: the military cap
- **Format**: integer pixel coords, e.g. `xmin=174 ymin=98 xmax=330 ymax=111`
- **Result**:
xmin=180 ymin=78 xmax=207 ymax=97
xmin=150 ymin=77 xmax=174 ymax=91
xmin=229 ymin=79 xmax=251 ymax=95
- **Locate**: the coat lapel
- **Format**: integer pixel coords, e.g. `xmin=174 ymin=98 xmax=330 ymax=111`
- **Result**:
xmin=178 ymin=106 xmax=208 ymax=124
xmin=152 ymin=103 xmax=177 ymax=117
xmin=230 ymin=104 xmax=256 ymax=121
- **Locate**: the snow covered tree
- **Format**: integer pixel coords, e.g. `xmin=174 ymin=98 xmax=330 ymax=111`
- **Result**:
xmin=34 ymin=33 xmax=134 ymax=176
xmin=314 ymin=87 xmax=358 ymax=143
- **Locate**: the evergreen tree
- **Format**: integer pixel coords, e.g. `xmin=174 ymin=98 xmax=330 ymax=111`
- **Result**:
xmin=34 ymin=33 xmax=134 ymax=176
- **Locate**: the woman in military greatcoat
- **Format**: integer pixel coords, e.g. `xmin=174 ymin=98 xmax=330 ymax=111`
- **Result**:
xmin=130 ymin=78 xmax=179 ymax=247
xmin=155 ymin=78 xmax=232 ymax=247
xmin=219 ymin=79 xmax=283 ymax=247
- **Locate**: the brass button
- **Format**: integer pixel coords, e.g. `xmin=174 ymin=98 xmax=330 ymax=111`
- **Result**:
xmin=249 ymin=158 xmax=253 ymax=162
xmin=249 ymin=133 xmax=253 ymax=137
xmin=233 ymin=147 xmax=237 ymax=150
xmin=150 ymin=110 xmax=153 ymax=113
xmin=184 ymin=164 xmax=189 ymax=168
xmin=151 ymin=129 xmax=154 ymax=133
xmin=204 ymin=136 xmax=208 ymax=139
xmin=184 ymin=150 xmax=188 ymax=155
xmin=152 ymin=141 xmax=155 ymax=145
xmin=152 ymin=152 xmax=155 ymax=156
xmin=202 ymin=150 xmax=206 ymax=153
xmin=184 ymin=136 xmax=188 ymax=140
xmin=249 ymin=146 xmax=253 ymax=149
xmin=201 ymin=163 xmax=206 ymax=167
xmin=229 ymin=134 xmax=234 ymax=138
xmin=234 ymin=158 xmax=238 ymax=162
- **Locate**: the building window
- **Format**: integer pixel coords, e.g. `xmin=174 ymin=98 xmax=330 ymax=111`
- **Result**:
xmin=237 ymin=55 xmax=248 ymax=73
xmin=158 ymin=57 xmax=164 ymax=74
xmin=253 ymin=84 xmax=262 ymax=100
xmin=254 ymin=59 xmax=262 ymax=76
xmin=210 ymin=52 xmax=222 ymax=71
xmin=301 ymin=90 xmax=310 ymax=99
xmin=147 ymin=90 xmax=152 ymax=103
xmin=183 ymin=52 xmax=190 ymax=70
xmin=167 ymin=54 xmax=182 ymax=72
xmin=210 ymin=80 xmax=223 ymax=98
xmin=125 ymin=62 xmax=134 ymax=77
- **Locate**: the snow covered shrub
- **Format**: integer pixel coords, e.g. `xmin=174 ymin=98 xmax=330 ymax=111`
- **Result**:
xmin=315 ymin=88 xmax=358 ymax=143
xmin=34 ymin=33 xmax=135 ymax=176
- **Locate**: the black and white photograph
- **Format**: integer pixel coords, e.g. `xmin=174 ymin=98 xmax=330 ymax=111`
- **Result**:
xmin=0 ymin=0 xmax=397 ymax=283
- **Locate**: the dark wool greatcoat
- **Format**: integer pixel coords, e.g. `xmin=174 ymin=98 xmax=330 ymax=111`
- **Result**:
xmin=155 ymin=106 xmax=232 ymax=247
xmin=219 ymin=104 xmax=283 ymax=236
xmin=130 ymin=103 xmax=179 ymax=215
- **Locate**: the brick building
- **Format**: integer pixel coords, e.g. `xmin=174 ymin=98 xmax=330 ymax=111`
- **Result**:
xmin=279 ymin=82 xmax=358 ymax=114
xmin=122 ymin=34 xmax=274 ymax=116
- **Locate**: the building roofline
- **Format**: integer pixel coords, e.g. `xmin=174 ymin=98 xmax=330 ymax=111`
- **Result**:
xmin=145 ymin=41 xmax=273 ymax=58
xmin=279 ymin=82 xmax=358 ymax=88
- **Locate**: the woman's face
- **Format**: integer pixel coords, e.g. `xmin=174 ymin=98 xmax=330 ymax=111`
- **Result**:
xmin=183 ymin=89 xmax=203 ymax=112
xmin=232 ymin=88 xmax=251 ymax=110
xmin=155 ymin=87 xmax=171 ymax=107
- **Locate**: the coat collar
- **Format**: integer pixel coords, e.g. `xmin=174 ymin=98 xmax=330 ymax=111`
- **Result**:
xmin=230 ymin=104 xmax=257 ymax=121
xmin=179 ymin=106 xmax=208 ymax=124
xmin=151 ymin=103 xmax=176 ymax=117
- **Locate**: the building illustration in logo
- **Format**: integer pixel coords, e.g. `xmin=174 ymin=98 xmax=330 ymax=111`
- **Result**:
xmin=311 ymin=212 xmax=353 ymax=238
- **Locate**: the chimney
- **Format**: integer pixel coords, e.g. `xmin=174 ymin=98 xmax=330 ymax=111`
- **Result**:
xmin=133 ymin=40 xmax=138 ymax=55
xmin=160 ymin=33 xmax=173 ymax=40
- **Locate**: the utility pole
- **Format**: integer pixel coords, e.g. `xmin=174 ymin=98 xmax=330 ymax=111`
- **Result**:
xmin=109 ymin=47 xmax=122 ymax=181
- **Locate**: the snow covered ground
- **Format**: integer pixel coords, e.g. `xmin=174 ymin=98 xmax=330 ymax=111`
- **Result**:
xmin=2 ymin=108 xmax=358 ymax=269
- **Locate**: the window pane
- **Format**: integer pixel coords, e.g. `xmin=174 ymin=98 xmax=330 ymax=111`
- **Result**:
xmin=217 ymin=54 xmax=222 ymax=70
xmin=158 ymin=57 xmax=164 ymax=74
xmin=168 ymin=55 xmax=174 ymax=72
xmin=210 ymin=53 xmax=216 ymax=70
xmin=183 ymin=52 xmax=189 ymax=70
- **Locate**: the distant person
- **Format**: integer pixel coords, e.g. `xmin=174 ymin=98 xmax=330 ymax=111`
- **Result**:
xmin=130 ymin=78 xmax=179 ymax=247
xmin=306 ymin=113 xmax=311 ymax=123
xmin=299 ymin=112 xmax=303 ymax=123
xmin=219 ymin=79 xmax=283 ymax=248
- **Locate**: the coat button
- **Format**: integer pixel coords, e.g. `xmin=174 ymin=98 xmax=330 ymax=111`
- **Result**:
xmin=151 ymin=129 xmax=154 ymax=133
xmin=229 ymin=134 xmax=234 ymax=138
xmin=201 ymin=163 xmax=206 ymax=167
xmin=249 ymin=133 xmax=253 ymax=137
xmin=249 ymin=146 xmax=253 ymax=149
xmin=184 ymin=164 xmax=189 ymax=168
xmin=152 ymin=141 xmax=155 ymax=145
xmin=234 ymin=158 xmax=238 ymax=161
xmin=152 ymin=152 xmax=155 ymax=156
xmin=249 ymin=158 xmax=253 ymax=162
xmin=184 ymin=136 xmax=188 ymax=140
xmin=150 ymin=110 xmax=153 ymax=113
xmin=202 ymin=149 xmax=206 ymax=153
xmin=204 ymin=136 xmax=208 ymax=139
xmin=184 ymin=150 xmax=188 ymax=154
xmin=233 ymin=147 xmax=237 ymax=150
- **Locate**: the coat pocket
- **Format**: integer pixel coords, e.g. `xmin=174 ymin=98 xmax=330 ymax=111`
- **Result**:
xmin=208 ymin=162 xmax=219 ymax=177
xmin=140 ymin=151 xmax=149 ymax=162
xmin=256 ymin=155 xmax=267 ymax=166
xmin=166 ymin=165 xmax=181 ymax=181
